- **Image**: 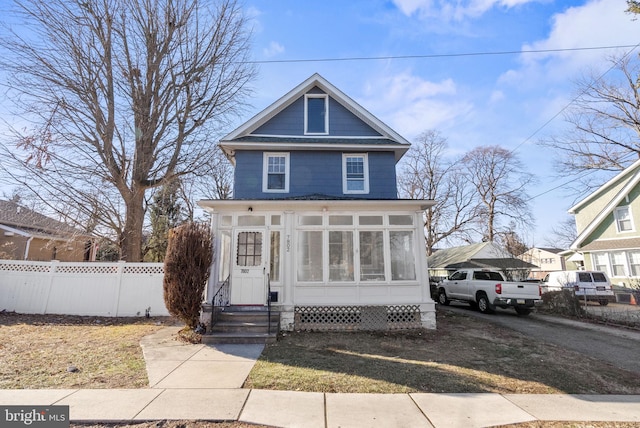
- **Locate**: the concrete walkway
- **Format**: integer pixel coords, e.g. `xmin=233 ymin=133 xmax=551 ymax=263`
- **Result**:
xmin=1 ymin=326 xmax=639 ymax=428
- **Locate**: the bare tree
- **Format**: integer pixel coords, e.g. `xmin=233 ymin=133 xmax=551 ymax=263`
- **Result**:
xmin=544 ymin=216 xmax=578 ymax=249
xmin=0 ymin=0 xmax=256 ymax=260
xmin=398 ymin=130 xmax=478 ymax=254
xmin=461 ymin=145 xmax=535 ymax=242
xmin=539 ymin=54 xmax=640 ymax=196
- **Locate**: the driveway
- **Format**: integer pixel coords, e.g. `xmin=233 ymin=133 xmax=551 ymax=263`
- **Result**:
xmin=440 ymin=303 xmax=640 ymax=375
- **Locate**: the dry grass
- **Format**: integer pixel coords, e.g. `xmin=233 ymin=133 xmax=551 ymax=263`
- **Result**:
xmin=2 ymin=310 xmax=639 ymax=428
xmin=0 ymin=312 xmax=174 ymax=389
xmin=245 ymin=309 xmax=640 ymax=394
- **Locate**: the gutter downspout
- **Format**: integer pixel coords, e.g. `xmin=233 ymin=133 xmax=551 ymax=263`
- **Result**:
xmin=24 ymin=236 xmax=33 ymax=260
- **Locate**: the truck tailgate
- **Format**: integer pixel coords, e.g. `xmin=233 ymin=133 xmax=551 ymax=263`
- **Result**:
xmin=503 ymin=283 xmax=540 ymax=299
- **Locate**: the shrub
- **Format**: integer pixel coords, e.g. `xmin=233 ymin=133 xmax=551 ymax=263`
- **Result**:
xmin=540 ymin=290 xmax=585 ymax=318
xmin=163 ymin=222 xmax=212 ymax=329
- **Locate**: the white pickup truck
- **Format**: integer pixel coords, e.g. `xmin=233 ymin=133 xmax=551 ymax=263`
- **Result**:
xmin=437 ymin=269 xmax=542 ymax=315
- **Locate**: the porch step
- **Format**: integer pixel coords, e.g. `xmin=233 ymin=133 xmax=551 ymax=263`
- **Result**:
xmin=203 ymin=308 xmax=279 ymax=344
xmin=202 ymin=332 xmax=278 ymax=345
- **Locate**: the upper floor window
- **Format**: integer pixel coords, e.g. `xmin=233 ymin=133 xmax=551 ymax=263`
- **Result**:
xmin=263 ymin=152 xmax=289 ymax=193
xmin=343 ymin=154 xmax=369 ymax=194
xmin=614 ymin=206 xmax=634 ymax=232
xmin=305 ymin=94 xmax=328 ymax=134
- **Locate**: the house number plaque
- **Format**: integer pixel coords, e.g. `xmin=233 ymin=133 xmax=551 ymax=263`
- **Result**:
xmin=241 ymin=269 xmax=249 ymax=274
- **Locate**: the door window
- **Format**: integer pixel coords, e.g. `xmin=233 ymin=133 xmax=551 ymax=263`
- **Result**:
xmin=236 ymin=232 xmax=262 ymax=266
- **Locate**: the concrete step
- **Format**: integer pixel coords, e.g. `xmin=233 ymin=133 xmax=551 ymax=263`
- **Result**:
xmin=205 ymin=307 xmax=280 ymax=344
xmin=210 ymin=321 xmax=280 ymax=334
xmin=202 ymin=331 xmax=278 ymax=345
xmin=215 ymin=310 xmax=280 ymax=324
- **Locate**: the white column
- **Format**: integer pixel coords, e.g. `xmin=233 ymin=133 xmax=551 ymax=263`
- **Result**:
xmin=205 ymin=212 xmax=220 ymax=302
xmin=280 ymin=210 xmax=296 ymax=330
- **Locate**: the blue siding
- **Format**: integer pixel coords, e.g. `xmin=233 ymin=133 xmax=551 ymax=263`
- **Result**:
xmin=253 ymin=90 xmax=382 ymax=137
xmin=234 ymin=151 xmax=397 ymax=199
xmin=254 ymin=98 xmax=304 ymax=135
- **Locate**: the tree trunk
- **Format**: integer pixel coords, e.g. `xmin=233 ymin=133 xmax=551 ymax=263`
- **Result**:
xmin=120 ymin=186 xmax=146 ymax=261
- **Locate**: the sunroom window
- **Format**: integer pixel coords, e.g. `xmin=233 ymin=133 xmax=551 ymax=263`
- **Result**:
xmin=390 ymin=231 xmax=416 ymax=280
xmin=305 ymin=94 xmax=328 ymax=134
xmin=359 ymin=231 xmax=385 ymax=281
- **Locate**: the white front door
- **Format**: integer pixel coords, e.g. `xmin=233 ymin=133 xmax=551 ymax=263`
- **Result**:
xmin=230 ymin=228 xmax=266 ymax=305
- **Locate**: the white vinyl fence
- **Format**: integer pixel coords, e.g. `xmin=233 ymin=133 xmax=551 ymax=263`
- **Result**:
xmin=0 ymin=260 xmax=169 ymax=317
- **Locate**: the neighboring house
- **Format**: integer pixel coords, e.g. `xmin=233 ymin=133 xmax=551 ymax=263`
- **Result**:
xmin=519 ymin=247 xmax=566 ymax=280
xmin=427 ymin=242 xmax=537 ymax=281
xmin=559 ymin=249 xmax=585 ymax=271
xmin=198 ymin=74 xmax=436 ymax=332
xmin=0 ymin=200 xmax=96 ymax=262
xmin=569 ymin=158 xmax=640 ymax=288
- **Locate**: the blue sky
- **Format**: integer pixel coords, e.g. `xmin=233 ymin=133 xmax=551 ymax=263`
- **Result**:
xmin=239 ymin=0 xmax=640 ymax=246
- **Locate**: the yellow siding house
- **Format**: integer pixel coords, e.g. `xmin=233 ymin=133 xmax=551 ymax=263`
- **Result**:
xmin=569 ymin=159 xmax=640 ymax=287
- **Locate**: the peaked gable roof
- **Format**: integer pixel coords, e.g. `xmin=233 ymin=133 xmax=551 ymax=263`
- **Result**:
xmin=428 ymin=242 xmax=536 ymax=270
xmin=220 ymin=73 xmax=410 ymax=161
xmin=0 ymin=200 xmax=86 ymax=239
xmin=569 ymin=158 xmax=640 ymax=250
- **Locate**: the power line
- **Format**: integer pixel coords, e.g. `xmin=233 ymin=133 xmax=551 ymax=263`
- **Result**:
xmin=251 ymin=45 xmax=638 ymax=64
xmin=523 ymin=43 xmax=640 ymax=201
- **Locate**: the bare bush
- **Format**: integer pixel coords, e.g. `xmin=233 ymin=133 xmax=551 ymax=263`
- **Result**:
xmin=540 ymin=290 xmax=585 ymax=318
xmin=163 ymin=222 xmax=212 ymax=329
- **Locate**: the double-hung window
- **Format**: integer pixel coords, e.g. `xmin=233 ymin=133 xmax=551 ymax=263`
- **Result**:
xmin=263 ymin=152 xmax=289 ymax=193
xmin=305 ymin=94 xmax=328 ymax=134
xmin=614 ymin=206 xmax=634 ymax=232
xmin=343 ymin=154 xmax=369 ymax=194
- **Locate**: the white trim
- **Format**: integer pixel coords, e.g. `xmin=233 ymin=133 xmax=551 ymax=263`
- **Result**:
xmin=570 ymin=164 xmax=640 ymax=250
xmin=304 ymin=94 xmax=329 ymax=135
xmin=199 ymin=199 xmax=435 ymax=215
xmin=221 ymin=73 xmax=411 ymax=146
xmin=569 ymin=157 xmax=640 ymax=213
xmin=0 ymin=224 xmax=32 ymax=238
xmin=262 ymin=152 xmax=290 ymax=193
xmin=222 ymin=141 xmax=409 ymax=163
xmin=342 ymin=153 xmax=370 ymax=194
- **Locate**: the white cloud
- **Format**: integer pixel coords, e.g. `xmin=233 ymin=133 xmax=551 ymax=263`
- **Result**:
xmin=508 ymin=0 xmax=640 ymax=83
xmin=360 ymin=71 xmax=473 ymax=139
xmin=489 ymin=90 xmax=505 ymax=104
xmin=392 ymin=0 xmax=539 ymax=21
xmin=263 ymin=41 xmax=285 ymax=58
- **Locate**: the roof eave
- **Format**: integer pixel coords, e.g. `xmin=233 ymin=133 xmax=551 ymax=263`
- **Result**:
xmin=198 ymin=198 xmax=435 ymax=213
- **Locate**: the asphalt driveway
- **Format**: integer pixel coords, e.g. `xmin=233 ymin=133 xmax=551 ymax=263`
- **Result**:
xmin=440 ymin=303 xmax=640 ymax=375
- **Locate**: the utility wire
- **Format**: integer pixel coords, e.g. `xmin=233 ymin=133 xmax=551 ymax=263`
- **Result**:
xmin=523 ymin=43 xmax=640 ymax=201
xmin=250 ymin=45 xmax=638 ymax=64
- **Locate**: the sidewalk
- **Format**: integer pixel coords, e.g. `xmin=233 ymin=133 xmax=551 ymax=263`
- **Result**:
xmin=0 ymin=326 xmax=639 ymax=428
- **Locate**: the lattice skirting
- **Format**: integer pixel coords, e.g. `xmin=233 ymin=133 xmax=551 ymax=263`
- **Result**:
xmin=294 ymin=305 xmax=422 ymax=331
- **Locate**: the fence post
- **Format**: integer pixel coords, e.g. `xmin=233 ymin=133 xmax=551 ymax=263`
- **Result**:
xmin=42 ymin=260 xmax=60 ymax=314
xmin=112 ymin=261 xmax=126 ymax=316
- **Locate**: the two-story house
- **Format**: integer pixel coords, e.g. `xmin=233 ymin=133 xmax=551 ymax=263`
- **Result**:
xmin=569 ymin=158 xmax=640 ymax=288
xmin=198 ymin=74 xmax=435 ymax=335
xmin=519 ymin=247 xmax=565 ymax=280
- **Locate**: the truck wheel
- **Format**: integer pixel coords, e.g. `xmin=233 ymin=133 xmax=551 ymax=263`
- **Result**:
xmin=515 ymin=307 xmax=531 ymax=316
xmin=598 ymin=299 xmax=609 ymax=306
xmin=477 ymin=293 xmax=495 ymax=314
xmin=438 ymin=289 xmax=450 ymax=306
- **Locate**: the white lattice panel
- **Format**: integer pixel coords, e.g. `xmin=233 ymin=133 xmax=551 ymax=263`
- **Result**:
xmin=294 ymin=305 xmax=422 ymax=331
xmin=56 ymin=264 xmax=119 ymax=274
xmin=0 ymin=263 xmax=51 ymax=273
xmin=123 ymin=265 xmax=164 ymax=274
